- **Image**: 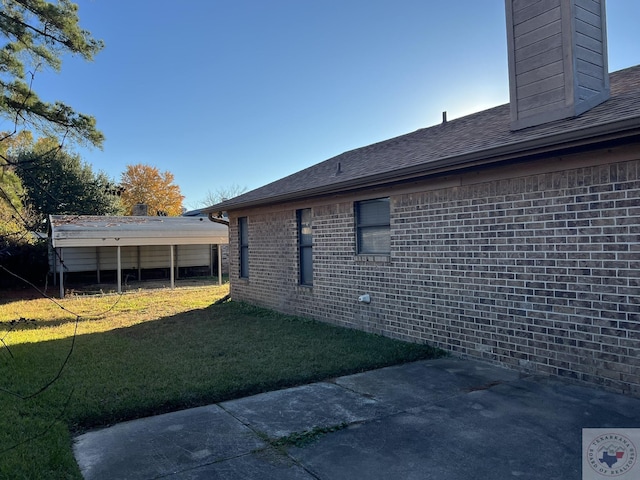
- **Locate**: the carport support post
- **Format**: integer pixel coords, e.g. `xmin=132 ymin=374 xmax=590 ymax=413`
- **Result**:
xmin=117 ymin=246 xmax=122 ymax=294
xmin=170 ymin=245 xmax=175 ymax=289
xmin=175 ymin=246 xmax=180 ymax=280
xmin=59 ymin=248 xmax=64 ymax=299
xmin=210 ymin=244 xmax=214 ymax=277
xmin=217 ymin=244 xmax=222 ymax=285
xmin=96 ymin=247 xmax=101 ymax=283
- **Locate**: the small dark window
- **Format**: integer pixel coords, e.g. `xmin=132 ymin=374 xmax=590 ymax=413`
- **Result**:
xmin=238 ymin=217 xmax=249 ymax=278
xmin=298 ymin=208 xmax=313 ymax=286
xmin=355 ymin=198 xmax=390 ymax=254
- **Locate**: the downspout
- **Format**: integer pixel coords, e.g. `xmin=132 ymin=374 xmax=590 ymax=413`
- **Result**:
xmin=207 ymin=212 xmax=228 ymax=287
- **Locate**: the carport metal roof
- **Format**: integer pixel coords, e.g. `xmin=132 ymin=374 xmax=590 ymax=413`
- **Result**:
xmin=49 ymin=215 xmax=228 ymax=248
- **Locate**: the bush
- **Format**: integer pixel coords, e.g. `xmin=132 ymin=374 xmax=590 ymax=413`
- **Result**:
xmin=0 ymin=239 xmax=49 ymax=288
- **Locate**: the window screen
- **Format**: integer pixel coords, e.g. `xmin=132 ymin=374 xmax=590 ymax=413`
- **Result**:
xmin=356 ymin=198 xmax=390 ymax=254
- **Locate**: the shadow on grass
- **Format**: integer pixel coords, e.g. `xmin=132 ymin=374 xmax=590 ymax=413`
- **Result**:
xmin=4 ymin=301 xmax=445 ymax=430
xmin=0 ymin=300 xmax=445 ymax=478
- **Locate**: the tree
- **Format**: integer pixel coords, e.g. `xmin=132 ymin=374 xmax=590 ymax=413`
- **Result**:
xmin=0 ymin=4 xmax=107 ymax=454
xmin=0 ymin=130 xmax=33 ymax=250
xmin=0 ymin=0 xmax=104 ymax=147
xmin=0 ymin=163 xmax=28 ymax=247
xmin=120 ymin=164 xmax=184 ymax=216
xmin=196 ymin=183 xmax=247 ymax=208
xmin=14 ymin=137 xmax=123 ymax=227
xmin=0 ymin=0 xmax=105 ymax=252
xmin=0 ymin=0 xmax=105 ymax=254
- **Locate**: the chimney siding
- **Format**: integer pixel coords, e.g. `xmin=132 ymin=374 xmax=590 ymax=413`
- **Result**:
xmin=506 ymin=0 xmax=610 ymax=130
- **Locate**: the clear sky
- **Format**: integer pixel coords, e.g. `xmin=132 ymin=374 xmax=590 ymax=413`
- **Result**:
xmin=21 ymin=1 xmax=640 ymax=209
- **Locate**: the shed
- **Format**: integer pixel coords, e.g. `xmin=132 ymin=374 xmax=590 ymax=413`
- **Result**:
xmin=48 ymin=215 xmax=229 ymax=297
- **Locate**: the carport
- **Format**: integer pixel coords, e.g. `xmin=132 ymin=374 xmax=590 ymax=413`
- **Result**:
xmin=48 ymin=215 xmax=229 ymax=298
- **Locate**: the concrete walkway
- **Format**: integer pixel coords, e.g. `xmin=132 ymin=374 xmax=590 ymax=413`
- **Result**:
xmin=73 ymin=358 xmax=640 ymax=479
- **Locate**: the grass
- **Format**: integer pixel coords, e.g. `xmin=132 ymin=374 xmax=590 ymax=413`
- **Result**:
xmin=0 ymin=283 xmax=444 ymax=478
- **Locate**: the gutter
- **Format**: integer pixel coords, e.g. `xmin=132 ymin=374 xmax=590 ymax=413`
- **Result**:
xmin=207 ymin=213 xmax=230 ymax=225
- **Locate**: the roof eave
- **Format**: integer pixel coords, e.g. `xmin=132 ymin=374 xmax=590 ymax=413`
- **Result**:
xmin=205 ymin=115 xmax=640 ymax=213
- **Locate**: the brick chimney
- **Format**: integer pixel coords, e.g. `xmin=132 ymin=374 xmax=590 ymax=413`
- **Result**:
xmin=505 ymin=0 xmax=610 ymax=130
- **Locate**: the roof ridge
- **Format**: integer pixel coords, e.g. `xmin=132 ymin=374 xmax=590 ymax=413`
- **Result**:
xmin=206 ymin=64 xmax=640 ymax=212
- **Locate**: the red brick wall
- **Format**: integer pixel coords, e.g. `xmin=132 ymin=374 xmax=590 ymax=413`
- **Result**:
xmin=227 ymin=146 xmax=640 ymax=395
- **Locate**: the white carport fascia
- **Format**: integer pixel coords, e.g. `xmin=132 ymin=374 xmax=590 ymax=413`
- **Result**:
xmin=52 ymin=235 xmax=228 ymax=248
xmin=49 ymin=215 xmax=228 ymax=248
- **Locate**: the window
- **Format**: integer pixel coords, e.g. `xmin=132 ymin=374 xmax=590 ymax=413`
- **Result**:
xmin=355 ymin=198 xmax=390 ymax=254
xmin=297 ymin=208 xmax=312 ymax=286
xmin=238 ymin=217 xmax=249 ymax=278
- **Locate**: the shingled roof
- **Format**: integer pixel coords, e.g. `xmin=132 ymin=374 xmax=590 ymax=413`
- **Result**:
xmin=205 ymin=65 xmax=640 ymax=213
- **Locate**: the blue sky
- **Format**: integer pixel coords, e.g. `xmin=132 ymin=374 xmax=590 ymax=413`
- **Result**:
xmin=18 ymin=1 xmax=640 ymax=209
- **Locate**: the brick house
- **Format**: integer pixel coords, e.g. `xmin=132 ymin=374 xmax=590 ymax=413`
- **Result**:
xmin=205 ymin=1 xmax=640 ymax=395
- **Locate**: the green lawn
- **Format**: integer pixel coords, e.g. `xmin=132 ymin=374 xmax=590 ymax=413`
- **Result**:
xmin=0 ymin=284 xmax=444 ymax=478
